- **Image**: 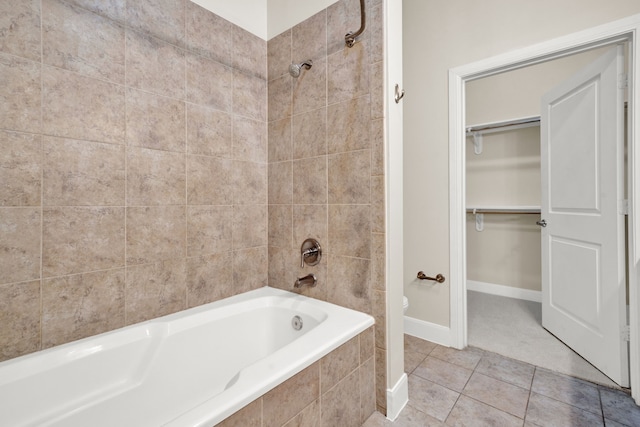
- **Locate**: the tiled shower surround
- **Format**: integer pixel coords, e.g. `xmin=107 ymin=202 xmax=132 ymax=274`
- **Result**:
xmin=0 ymin=0 xmax=385 ymax=423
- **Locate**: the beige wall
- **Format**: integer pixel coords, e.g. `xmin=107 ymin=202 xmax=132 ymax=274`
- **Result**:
xmin=266 ymin=0 xmax=387 ymax=411
xmin=403 ymin=0 xmax=640 ymax=326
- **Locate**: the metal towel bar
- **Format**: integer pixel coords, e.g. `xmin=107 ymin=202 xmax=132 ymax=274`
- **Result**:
xmin=417 ymin=271 xmax=446 ymax=283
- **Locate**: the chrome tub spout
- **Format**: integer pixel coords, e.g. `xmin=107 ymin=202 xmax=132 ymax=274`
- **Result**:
xmin=294 ymin=274 xmax=317 ymax=289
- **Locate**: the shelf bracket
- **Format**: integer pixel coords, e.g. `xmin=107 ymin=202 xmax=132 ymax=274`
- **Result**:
xmin=475 ymin=212 xmax=484 ymax=232
xmin=472 ymin=132 xmax=483 ymax=155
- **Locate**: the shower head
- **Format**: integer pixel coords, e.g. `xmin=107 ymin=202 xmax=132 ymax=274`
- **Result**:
xmin=289 ymin=60 xmax=313 ymax=78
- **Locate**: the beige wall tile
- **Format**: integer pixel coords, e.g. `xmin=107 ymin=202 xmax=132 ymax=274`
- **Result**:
xmin=234 ymin=116 xmax=267 ymax=163
xmin=268 ymin=118 xmax=292 ymax=162
xmin=268 ymin=245 xmax=295 ymax=290
xmin=328 ymin=204 xmax=371 ymax=258
xmin=234 ymin=161 xmax=267 ymax=204
xmin=327 ymin=41 xmax=369 ymax=105
xmin=186 ymin=252 xmax=234 ymax=308
xmin=233 ymin=246 xmax=268 ymax=293
xmin=292 ymin=10 xmax=327 ymax=61
xmin=328 ymin=150 xmax=371 ymax=204
xmin=187 ymin=205 xmax=232 ymax=256
xmin=43 ymin=136 xmax=125 ymax=206
xmin=360 ymin=326 xmax=375 ymax=363
xmin=0 ymin=280 xmax=41 ymax=361
xmin=370 ymin=175 xmax=385 ymax=233
xmin=321 ymin=336 xmax=360 ymax=393
xmin=187 ymin=53 xmax=233 ymax=111
xmin=370 ymin=232 xmax=385 ymax=291
xmin=326 ymin=255 xmax=371 ymax=314
xmin=43 ymin=65 xmax=124 ymax=143
xmin=0 ymin=131 xmax=41 ymax=207
xmin=127 ymin=146 xmax=185 ymax=206
xmin=321 ymin=369 xmax=361 ymax=427
xmin=370 ymin=61 xmax=384 ymax=120
xmin=126 ymin=206 xmax=185 ymax=265
xmin=267 ymin=29 xmax=291 ymax=82
xmin=0 ymin=0 xmax=41 ymax=61
xmin=43 ymin=207 xmax=124 ymax=277
xmin=234 ymin=70 xmax=267 ymax=121
xmin=125 ymin=258 xmax=186 ymax=324
xmin=373 ymin=290 xmax=386 ymax=349
xmin=187 ymin=104 xmax=232 ymax=158
xmin=292 ymin=108 xmax=327 ymax=160
xmin=293 ymin=157 xmax=327 ymax=204
xmin=369 ymin=3 xmax=384 ymax=65
xmin=371 ymin=119 xmax=384 ymax=176
xmin=292 ymin=57 xmax=326 ymax=116
xmin=293 ymin=204 xmax=327 ymax=252
xmin=233 ymin=204 xmax=267 ymax=249
xmin=0 ymin=208 xmax=41 ymax=285
xmin=327 ymin=96 xmax=370 ymax=154
xmin=269 ymin=204 xmax=292 ymax=249
xmin=268 ymin=161 xmax=293 ymax=205
xmin=187 ymin=155 xmax=233 ymax=205
xmin=42 ymin=0 xmax=124 ymax=84
xmin=126 ymin=29 xmax=185 ymax=99
xmin=233 ymin=26 xmax=267 ymax=80
xmin=268 ymin=74 xmax=292 ymax=122
xmin=42 ymin=269 xmax=125 ymax=348
xmin=186 ymin=1 xmax=233 ymax=66
xmin=0 ymin=52 xmax=41 ymax=133
xmin=126 ymin=88 xmax=186 ymax=152
xmin=126 ymin=0 xmax=185 ymax=47
xmin=375 ymin=346 xmax=386 ymax=410
xmin=360 ymin=357 xmax=377 ymax=423
xmin=63 ymin=0 xmax=125 ymax=23
xmin=282 ymin=399 xmax=320 ymax=427
xmin=263 ymin=362 xmax=320 ymax=427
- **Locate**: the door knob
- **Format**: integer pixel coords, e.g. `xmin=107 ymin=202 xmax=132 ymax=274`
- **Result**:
xmin=536 ymin=219 xmax=547 ymax=227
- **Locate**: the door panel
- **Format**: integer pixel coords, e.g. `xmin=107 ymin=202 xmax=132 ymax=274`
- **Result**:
xmin=541 ymin=45 xmax=628 ymax=386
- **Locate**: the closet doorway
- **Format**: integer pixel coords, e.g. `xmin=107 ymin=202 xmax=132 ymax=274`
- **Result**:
xmin=463 ymin=45 xmax=629 ymax=388
xmin=447 ymin=16 xmax=640 ymax=402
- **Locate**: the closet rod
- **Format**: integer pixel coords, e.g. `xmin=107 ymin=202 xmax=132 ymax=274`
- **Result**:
xmin=466 ymin=208 xmax=541 ymax=214
xmin=466 ymin=116 xmax=540 ymax=134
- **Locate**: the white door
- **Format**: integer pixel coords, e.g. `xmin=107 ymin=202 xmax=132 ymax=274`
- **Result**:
xmin=540 ymin=46 xmax=628 ymax=386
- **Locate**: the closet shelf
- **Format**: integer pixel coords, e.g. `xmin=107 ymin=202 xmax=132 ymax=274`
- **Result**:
xmin=466 ymin=116 xmax=541 ymax=155
xmin=466 ymin=206 xmax=541 ymax=214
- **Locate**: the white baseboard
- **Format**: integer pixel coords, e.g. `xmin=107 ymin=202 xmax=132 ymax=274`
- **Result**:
xmin=386 ymin=373 xmax=408 ymax=421
xmin=404 ymin=316 xmax=451 ymax=347
xmin=466 ymin=280 xmax=541 ymax=303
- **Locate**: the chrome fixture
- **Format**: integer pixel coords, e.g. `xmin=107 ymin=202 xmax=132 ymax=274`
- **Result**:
xmin=536 ymin=219 xmax=547 ymax=227
xmin=289 ymin=60 xmax=313 ymax=78
xmin=345 ymin=0 xmax=365 ymax=47
xmin=295 ymin=274 xmax=317 ymax=289
xmin=300 ymin=238 xmax=321 ymax=268
xmin=291 ymin=315 xmax=303 ymax=330
xmin=417 ymin=271 xmax=446 ymax=283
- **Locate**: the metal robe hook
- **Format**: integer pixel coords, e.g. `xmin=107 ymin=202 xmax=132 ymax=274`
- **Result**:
xmin=395 ymin=84 xmax=405 ymax=103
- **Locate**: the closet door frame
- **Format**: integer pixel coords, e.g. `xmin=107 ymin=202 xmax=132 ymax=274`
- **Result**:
xmin=448 ymin=14 xmax=640 ymax=404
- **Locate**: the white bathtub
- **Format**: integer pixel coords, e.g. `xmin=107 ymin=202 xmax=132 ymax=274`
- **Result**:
xmin=0 ymin=287 xmax=374 ymax=427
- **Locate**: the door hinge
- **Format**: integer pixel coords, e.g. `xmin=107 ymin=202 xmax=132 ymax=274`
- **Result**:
xmin=622 ymin=325 xmax=630 ymax=342
xmin=618 ymin=73 xmax=628 ymax=89
xmin=619 ymin=199 xmax=629 ymax=215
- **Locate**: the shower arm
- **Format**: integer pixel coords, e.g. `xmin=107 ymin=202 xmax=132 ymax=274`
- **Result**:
xmin=345 ymin=0 xmax=366 ymax=48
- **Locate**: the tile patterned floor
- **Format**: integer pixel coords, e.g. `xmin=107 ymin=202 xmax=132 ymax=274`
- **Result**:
xmin=363 ymin=335 xmax=640 ymax=427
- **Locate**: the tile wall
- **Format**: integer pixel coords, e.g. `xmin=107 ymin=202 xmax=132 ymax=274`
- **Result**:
xmin=265 ymin=0 xmax=387 ymax=412
xmin=0 ymin=0 xmax=385 ymax=421
xmin=0 ymin=0 xmax=267 ymax=359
